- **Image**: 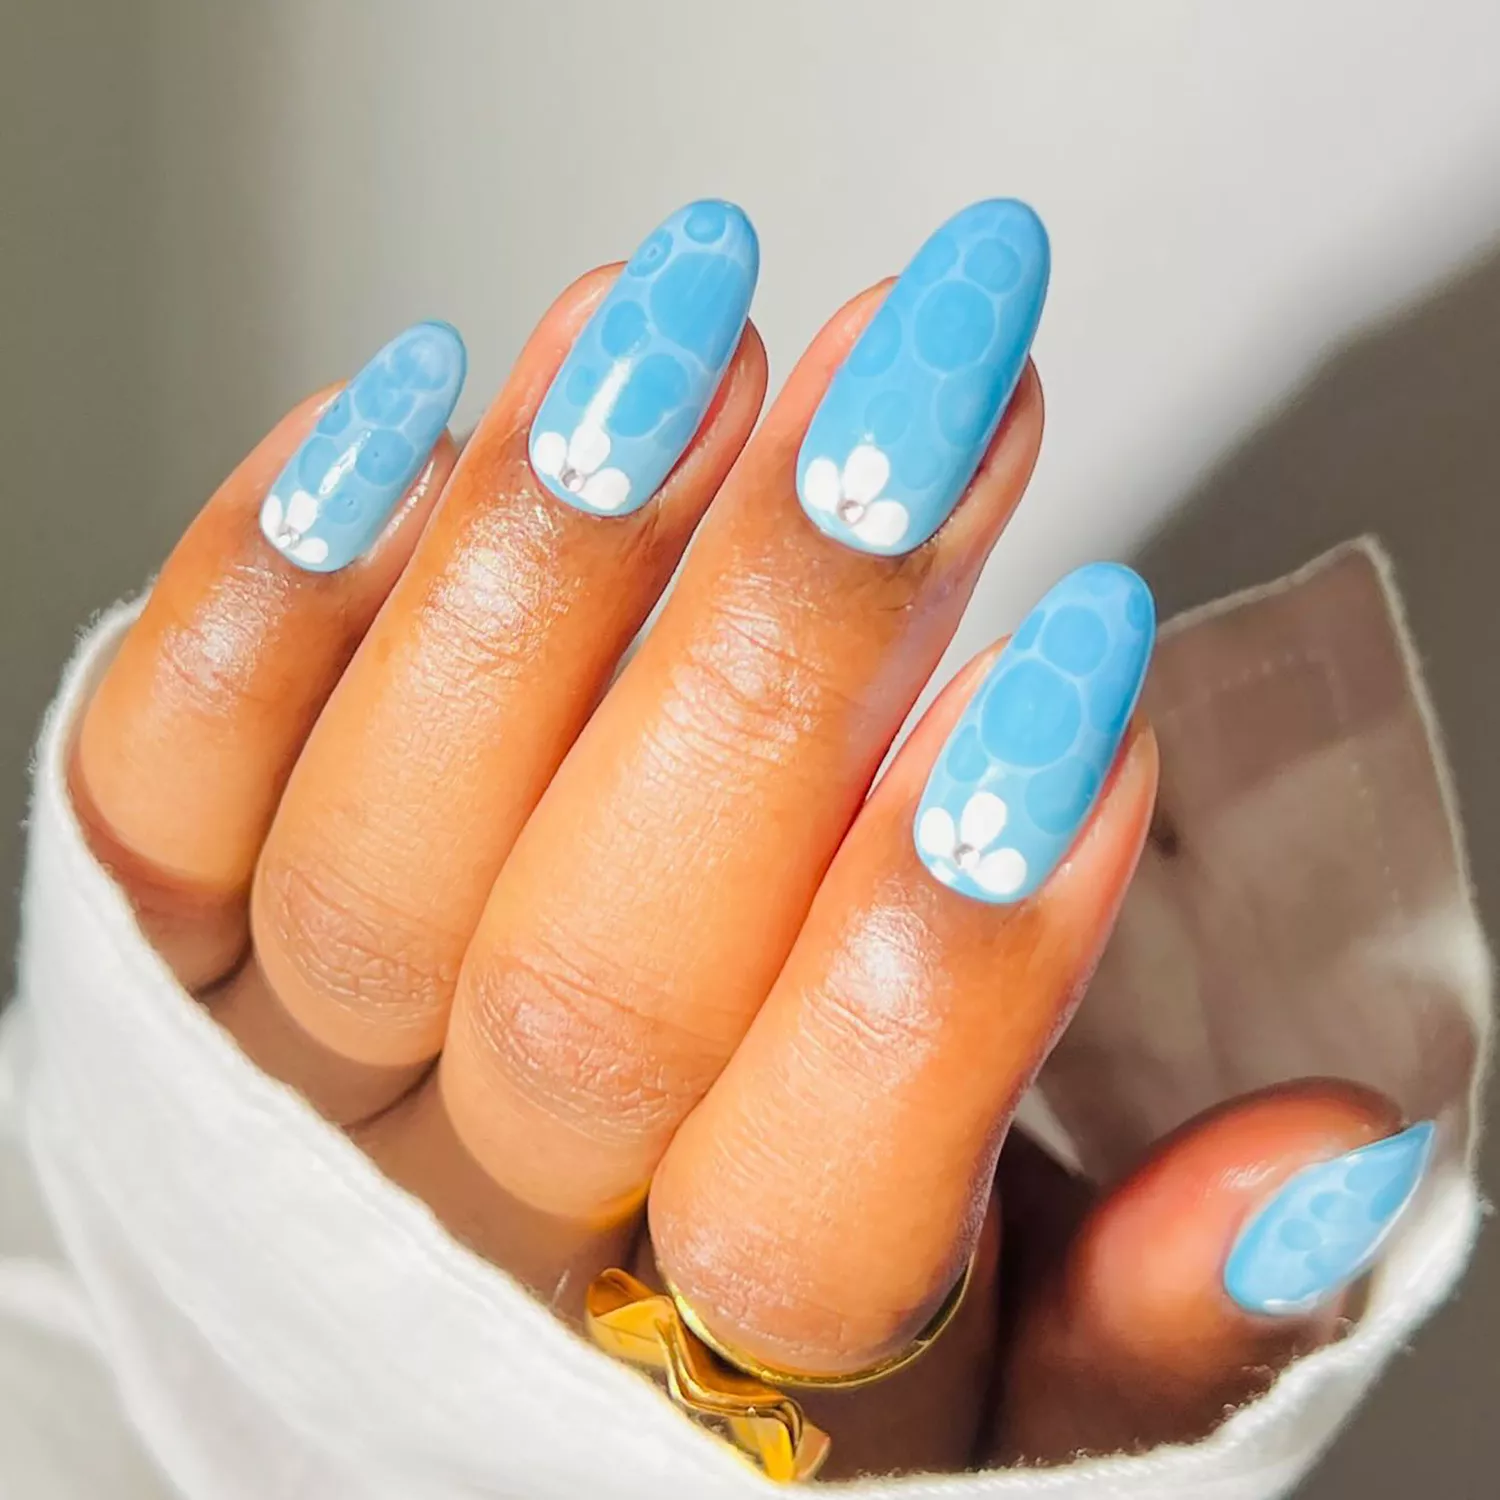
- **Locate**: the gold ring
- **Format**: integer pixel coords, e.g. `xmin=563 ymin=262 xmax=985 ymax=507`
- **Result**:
xmin=585 ymin=1260 xmax=973 ymax=1483
xmin=663 ymin=1260 xmax=973 ymax=1391
xmin=585 ymin=1268 xmax=831 ymax=1483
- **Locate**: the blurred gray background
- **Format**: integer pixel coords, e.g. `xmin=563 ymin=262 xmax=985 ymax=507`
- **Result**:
xmin=3 ymin=1 xmax=1495 ymax=1493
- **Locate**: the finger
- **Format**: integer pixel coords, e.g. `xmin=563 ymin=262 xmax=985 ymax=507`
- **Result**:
xmin=992 ymin=1082 xmax=1434 ymax=1463
xmin=72 ymin=323 xmax=464 ymax=986
xmin=442 ymin=200 xmax=1051 ymax=1232
xmin=647 ymin=563 xmax=1158 ymax=1381
xmin=225 ymin=203 xmax=765 ymax=1118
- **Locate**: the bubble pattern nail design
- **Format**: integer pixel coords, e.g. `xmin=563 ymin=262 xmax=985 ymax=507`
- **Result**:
xmin=914 ymin=563 xmax=1155 ymax=904
xmin=1225 ymin=1122 xmax=1436 ymax=1316
xmin=259 ymin=320 xmax=465 ymax=574
xmin=797 ymin=199 xmax=1049 ymax=556
xmin=529 ymin=200 xmax=759 ymax=518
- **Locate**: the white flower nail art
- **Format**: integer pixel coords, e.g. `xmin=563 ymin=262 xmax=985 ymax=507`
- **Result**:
xmin=260 ymin=489 xmax=330 ymax=567
xmin=916 ymin=791 xmax=1028 ymax=896
xmin=803 ymin=443 xmax=911 ymax=548
xmin=532 ymin=423 xmax=633 ymax=512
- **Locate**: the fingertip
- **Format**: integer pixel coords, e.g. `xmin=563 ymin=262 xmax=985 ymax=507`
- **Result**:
xmin=996 ymin=1082 xmax=1424 ymax=1462
xmin=1075 ymin=1081 xmax=1406 ymax=1331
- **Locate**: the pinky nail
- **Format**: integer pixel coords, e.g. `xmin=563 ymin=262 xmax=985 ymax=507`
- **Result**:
xmin=260 ymin=321 xmax=466 ymax=574
xmin=1224 ymin=1122 xmax=1436 ymax=1316
xmin=914 ymin=562 xmax=1155 ymax=904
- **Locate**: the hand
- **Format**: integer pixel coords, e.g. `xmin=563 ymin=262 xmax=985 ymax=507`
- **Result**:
xmin=70 ymin=200 xmax=1429 ymax=1478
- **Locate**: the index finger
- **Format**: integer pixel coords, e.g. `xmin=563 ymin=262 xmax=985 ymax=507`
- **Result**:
xmin=649 ymin=566 xmax=1159 ymax=1377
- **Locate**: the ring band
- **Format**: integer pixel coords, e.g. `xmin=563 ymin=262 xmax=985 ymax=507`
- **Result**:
xmin=662 ymin=1258 xmax=973 ymax=1391
xmin=585 ymin=1268 xmax=831 ymax=1483
xmin=585 ymin=1259 xmax=973 ymax=1483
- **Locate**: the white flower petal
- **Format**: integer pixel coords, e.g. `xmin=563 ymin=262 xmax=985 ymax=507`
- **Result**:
xmin=853 ymin=499 xmax=910 ymax=549
xmin=532 ymin=430 xmax=567 ymax=478
xmin=580 ymin=467 xmax=632 ymax=512
xmin=289 ymin=534 xmax=330 ymax=567
xmin=916 ymin=806 xmax=958 ymax=860
xmin=841 ymin=443 xmax=890 ymax=505
xmin=284 ymin=489 xmax=319 ymax=534
xmin=931 ymin=861 xmax=959 ymax=886
xmin=260 ymin=494 xmax=283 ymax=539
xmin=567 ymin=423 xmax=610 ymax=477
xmin=959 ymin=791 xmax=1008 ymax=851
xmin=974 ymin=846 xmax=1027 ymax=897
xmin=803 ymin=457 xmax=841 ymax=513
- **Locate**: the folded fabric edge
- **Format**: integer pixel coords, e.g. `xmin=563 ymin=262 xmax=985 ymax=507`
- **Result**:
xmin=1159 ymin=534 xmax=1493 ymax=1170
xmin=17 ymin=599 xmax=776 ymax=1495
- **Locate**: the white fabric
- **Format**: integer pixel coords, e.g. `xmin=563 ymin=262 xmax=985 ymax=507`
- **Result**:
xmin=0 ymin=550 xmax=1488 ymax=1498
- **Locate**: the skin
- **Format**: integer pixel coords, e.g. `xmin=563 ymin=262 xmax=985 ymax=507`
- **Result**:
xmin=68 ymin=257 xmax=1407 ymax=1478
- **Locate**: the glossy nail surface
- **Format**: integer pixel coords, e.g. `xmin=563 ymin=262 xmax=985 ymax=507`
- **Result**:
xmin=1225 ymin=1122 xmax=1435 ymax=1316
xmin=797 ymin=199 xmax=1049 ymax=556
xmin=260 ymin=321 xmax=465 ymax=573
xmin=530 ymin=200 xmax=759 ymax=517
xmin=915 ymin=563 xmax=1154 ymax=903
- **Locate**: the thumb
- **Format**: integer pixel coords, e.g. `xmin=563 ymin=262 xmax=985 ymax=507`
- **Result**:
xmin=991 ymin=1080 xmax=1434 ymax=1463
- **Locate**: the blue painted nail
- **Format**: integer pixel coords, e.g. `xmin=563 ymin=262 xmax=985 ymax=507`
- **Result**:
xmin=529 ymin=200 xmax=759 ymax=517
xmin=797 ymin=199 xmax=1049 ymax=556
xmin=260 ymin=321 xmax=465 ymax=573
xmin=914 ymin=562 xmax=1154 ymax=903
xmin=1225 ymin=1122 xmax=1436 ymax=1316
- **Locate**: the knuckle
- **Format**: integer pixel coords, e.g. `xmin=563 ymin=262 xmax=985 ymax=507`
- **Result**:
xmin=462 ymin=928 xmax=713 ymax=1147
xmin=797 ymin=982 xmax=943 ymax=1103
xmin=150 ymin=573 xmax=269 ymax=720
xmin=407 ymin=501 xmax=564 ymax=690
xmin=785 ymin=901 xmax=948 ymax=1095
xmin=412 ymin=576 xmax=534 ymax=691
xmin=148 ymin=556 xmax=361 ymax=724
xmin=254 ymin=849 xmax=457 ymax=1047
xmin=657 ymin=590 xmax=866 ymax=777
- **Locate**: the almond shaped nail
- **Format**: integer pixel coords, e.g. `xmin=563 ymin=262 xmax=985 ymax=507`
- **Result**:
xmin=1224 ymin=1121 xmax=1436 ymax=1316
xmin=529 ymin=200 xmax=759 ymax=518
xmin=260 ymin=320 xmax=466 ymax=574
xmin=797 ymin=198 xmax=1049 ymax=556
xmin=914 ymin=562 xmax=1155 ymax=904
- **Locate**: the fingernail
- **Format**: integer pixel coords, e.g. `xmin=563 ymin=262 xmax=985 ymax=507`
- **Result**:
xmin=914 ymin=562 xmax=1154 ymax=903
xmin=797 ymin=199 xmax=1049 ymax=556
xmin=1225 ymin=1122 xmax=1436 ymax=1316
xmin=530 ymin=200 xmax=759 ymax=517
xmin=260 ymin=321 xmax=466 ymax=573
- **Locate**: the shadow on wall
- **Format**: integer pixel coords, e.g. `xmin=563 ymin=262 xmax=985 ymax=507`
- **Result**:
xmin=1135 ymin=243 xmax=1500 ymax=1500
